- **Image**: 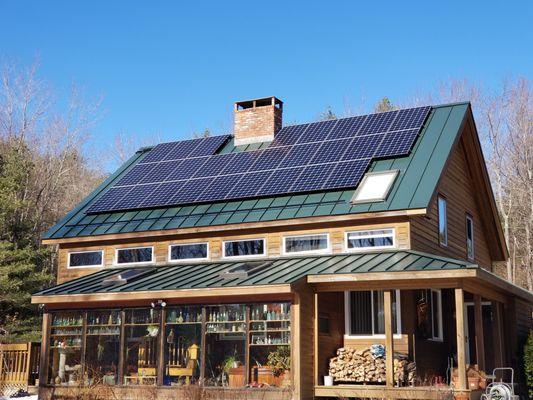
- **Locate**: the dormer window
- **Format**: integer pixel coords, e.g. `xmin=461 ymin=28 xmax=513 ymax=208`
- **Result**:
xmin=352 ymin=170 xmax=398 ymax=204
xmin=116 ymin=246 xmax=154 ymax=265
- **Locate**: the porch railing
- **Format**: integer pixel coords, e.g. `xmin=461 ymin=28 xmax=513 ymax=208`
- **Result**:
xmin=0 ymin=342 xmax=40 ymax=396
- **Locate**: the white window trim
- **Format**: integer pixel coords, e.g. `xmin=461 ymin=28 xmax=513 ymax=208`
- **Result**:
xmin=221 ymin=238 xmax=266 ymax=260
xmin=428 ymin=289 xmax=444 ymax=342
xmin=67 ymin=250 xmax=104 ymax=269
xmin=115 ymin=246 xmax=155 ymax=266
xmin=351 ymin=170 xmax=399 ymax=204
xmin=438 ymin=195 xmax=448 ymax=247
xmin=282 ymin=233 xmax=331 ymax=256
xmin=344 ymin=228 xmax=396 ymax=252
xmin=344 ymin=290 xmax=402 ymax=339
xmin=466 ymin=214 xmax=475 ymax=261
xmin=168 ymin=242 xmax=210 ymax=262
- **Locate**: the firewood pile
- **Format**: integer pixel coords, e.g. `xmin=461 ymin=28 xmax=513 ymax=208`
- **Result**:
xmin=328 ymin=347 xmax=416 ymax=385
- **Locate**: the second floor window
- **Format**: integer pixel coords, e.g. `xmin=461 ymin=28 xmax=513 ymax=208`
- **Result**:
xmin=346 ymin=229 xmax=395 ymax=251
xmin=438 ymin=195 xmax=448 ymax=246
xmin=116 ymin=246 xmax=153 ymax=265
xmin=68 ymin=250 xmax=103 ymax=268
xmin=283 ymin=234 xmax=329 ymax=254
xmin=223 ymin=239 xmax=265 ymax=258
xmin=466 ymin=215 xmax=474 ymax=260
xmin=169 ymin=243 xmax=208 ymax=261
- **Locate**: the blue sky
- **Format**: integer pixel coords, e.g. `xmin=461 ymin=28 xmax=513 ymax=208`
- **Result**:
xmin=1 ymin=1 xmax=532 ymax=154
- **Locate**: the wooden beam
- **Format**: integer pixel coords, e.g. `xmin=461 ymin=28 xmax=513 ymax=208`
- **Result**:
xmin=313 ymin=292 xmax=319 ymax=387
xmin=39 ymin=313 xmax=50 ymax=387
xmin=492 ymin=301 xmax=504 ymax=367
xmin=455 ymin=288 xmax=467 ymax=390
xmin=32 ymin=284 xmax=293 ymax=304
xmin=157 ymin=307 xmax=166 ymax=386
xmin=314 ymin=384 xmax=450 ymax=399
xmin=473 ymin=295 xmax=485 ymax=371
xmin=384 ymin=290 xmax=394 ymax=387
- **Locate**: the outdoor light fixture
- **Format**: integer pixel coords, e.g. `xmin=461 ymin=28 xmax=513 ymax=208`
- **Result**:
xmin=151 ymin=299 xmax=166 ymax=308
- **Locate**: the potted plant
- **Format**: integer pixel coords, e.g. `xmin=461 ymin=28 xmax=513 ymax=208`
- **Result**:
xmin=222 ymin=349 xmax=244 ymax=387
xmin=267 ymin=346 xmax=291 ymax=387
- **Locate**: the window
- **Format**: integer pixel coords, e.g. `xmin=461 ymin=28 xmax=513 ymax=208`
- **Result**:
xmin=222 ymin=239 xmax=265 ymax=258
xmin=417 ymin=289 xmax=443 ymax=341
xmin=438 ymin=196 xmax=448 ymax=246
xmin=283 ymin=233 xmax=329 ymax=254
xmin=345 ymin=290 xmax=401 ymax=336
xmin=116 ymin=246 xmax=153 ymax=265
xmin=68 ymin=250 xmax=103 ymax=268
xmin=345 ymin=229 xmax=395 ymax=251
xmin=169 ymin=243 xmax=208 ymax=261
xmin=466 ymin=215 xmax=474 ymax=260
xmin=352 ymin=170 xmax=398 ymax=203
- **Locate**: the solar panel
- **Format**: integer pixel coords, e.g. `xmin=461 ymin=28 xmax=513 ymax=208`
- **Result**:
xmin=375 ymin=128 xmax=419 ymax=158
xmin=310 ymin=139 xmax=351 ymax=164
xmin=326 ymin=115 xmax=366 ymax=139
xmin=86 ymin=106 xmax=432 ymax=213
xmin=342 ymin=134 xmax=386 ymax=160
xmin=227 ymin=171 xmax=272 ymax=198
xmin=270 ymin=124 xmax=309 ymax=147
xmin=297 ymin=119 xmax=337 ymax=143
xmin=280 ymin=143 xmax=319 ymax=167
xmin=290 ymin=163 xmax=336 ymax=192
xmin=358 ymin=110 xmax=398 ymax=136
xmin=390 ymin=106 xmax=430 ymax=131
xmin=261 ymin=167 xmax=304 ymax=196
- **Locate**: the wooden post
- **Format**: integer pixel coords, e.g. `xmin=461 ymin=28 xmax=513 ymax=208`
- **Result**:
xmin=473 ymin=295 xmax=485 ymax=371
xmin=492 ymin=301 xmax=504 ymax=367
xmin=313 ymin=292 xmax=319 ymax=387
xmin=118 ymin=310 xmax=126 ymax=385
xmin=39 ymin=312 xmax=50 ymax=387
xmin=384 ymin=290 xmax=394 ymax=387
xmin=157 ymin=307 xmax=166 ymax=386
xmin=455 ymin=288 xmax=467 ymax=390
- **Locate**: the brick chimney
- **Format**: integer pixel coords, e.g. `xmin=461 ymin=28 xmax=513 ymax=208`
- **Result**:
xmin=233 ymin=96 xmax=283 ymax=145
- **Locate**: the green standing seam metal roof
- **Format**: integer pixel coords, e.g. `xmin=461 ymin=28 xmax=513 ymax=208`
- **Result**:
xmin=43 ymin=103 xmax=470 ymax=240
xmin=33 ymin=250 xmax=476 ymax=296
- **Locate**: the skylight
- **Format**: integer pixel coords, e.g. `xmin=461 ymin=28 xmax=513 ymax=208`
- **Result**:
xmin=352 ymin=170 xmax=398 ymax=203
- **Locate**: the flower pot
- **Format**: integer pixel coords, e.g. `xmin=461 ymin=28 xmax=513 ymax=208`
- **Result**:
xmin=468 ymin=376 xmax=480 ymax=390
xmin=324 ymin=375 xmax=333 ymax=386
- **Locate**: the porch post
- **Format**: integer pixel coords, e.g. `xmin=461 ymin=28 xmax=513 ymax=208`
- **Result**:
xmin=473 ymin=294 xmax=485 ymax=371
xmin=454 ymin=288 xmax=467 ymax=390
xmin=384 ymin=290 xmax=394 ymax=387
xmin=492 ymin=301 xmax=504 ymax=367
xmin=38 ymin=312 xmax=50 ymax=387
xmin=313 ymin=292 xmax=319 ymax=387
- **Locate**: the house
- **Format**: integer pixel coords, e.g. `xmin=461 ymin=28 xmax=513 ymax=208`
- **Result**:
xmin=32 ymin=97 xmax=532 ymax=400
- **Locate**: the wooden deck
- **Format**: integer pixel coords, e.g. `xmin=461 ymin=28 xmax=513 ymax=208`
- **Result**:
xmin=315 ymin=384 xmax=456 ymax=399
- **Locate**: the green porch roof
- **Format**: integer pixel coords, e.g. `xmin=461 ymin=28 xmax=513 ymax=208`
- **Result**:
xmin=43 ymin=103 xmax=470 ymax=240
xmin=34 ymin=250 xmax=475 ymax=296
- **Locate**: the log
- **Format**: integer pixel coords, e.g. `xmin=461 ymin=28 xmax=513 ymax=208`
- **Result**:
xmin=328 ymin=347 xmax=416 ymax=385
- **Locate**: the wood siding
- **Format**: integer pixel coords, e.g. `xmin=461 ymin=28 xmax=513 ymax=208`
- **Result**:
xmin=410 ymin=138 xmax=493 ymax=269
xmin=57 ymin=220 xmax=410 ymax=283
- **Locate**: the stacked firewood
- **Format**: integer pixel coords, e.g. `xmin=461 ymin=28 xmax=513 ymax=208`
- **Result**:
xmin=328 ymin=347 xmax=416 ymax=385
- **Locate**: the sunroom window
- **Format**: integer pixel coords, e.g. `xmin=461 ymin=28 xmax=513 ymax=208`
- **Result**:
xmin=68 ymin=250 xmax=103 ymax=268
xmin=283 ymin=233 xmax=329 ymax=254
xmin=346 ymin=229 xmax=395 ymax=251
xmin=418 ymin=289 xmax=443 ymax=341
xmin=223 ymin=239 xmax=265 ymax=258
xmin=345 ymin=290 xmax=400 ymax=336
xmin=116 ymin=246 xmax=153 ymax=265
xmin=169 ymin=243 xmax=208 ymax=261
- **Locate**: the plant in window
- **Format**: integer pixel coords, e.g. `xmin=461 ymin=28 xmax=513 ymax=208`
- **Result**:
xmin=267 ymin=346 xmax=291 ymax=377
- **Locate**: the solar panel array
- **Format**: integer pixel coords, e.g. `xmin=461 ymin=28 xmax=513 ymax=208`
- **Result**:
xmin=87 ymin=106 xmax=431 ymax=213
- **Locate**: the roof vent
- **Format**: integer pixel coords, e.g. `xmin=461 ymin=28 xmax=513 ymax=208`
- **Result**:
xmin=220 ymin=261 xmax=273 ymax=280
xmin=233 ymin=97 xmax=283 ymax=146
